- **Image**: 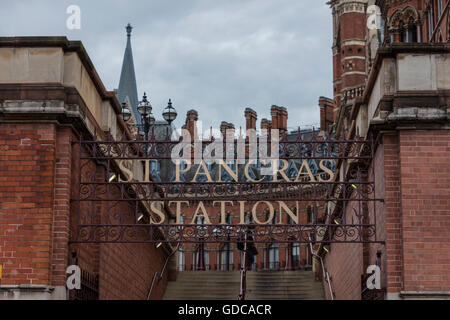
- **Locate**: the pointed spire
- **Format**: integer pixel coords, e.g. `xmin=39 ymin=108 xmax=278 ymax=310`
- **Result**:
xmin=117 ymin=23 xmax=140 ymax=125
xmin=126 ymin=23 xmax=133 ymax=37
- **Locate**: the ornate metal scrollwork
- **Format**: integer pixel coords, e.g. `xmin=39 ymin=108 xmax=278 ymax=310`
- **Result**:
xmin=71 ymin=134 xmax=382 ymax=244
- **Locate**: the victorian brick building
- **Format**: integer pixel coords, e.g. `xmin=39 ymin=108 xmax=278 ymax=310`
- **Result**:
xmin=319 ymin=0 xmax=450 ymax=300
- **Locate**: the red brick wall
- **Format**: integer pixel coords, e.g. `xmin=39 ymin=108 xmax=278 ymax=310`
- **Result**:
xmin=399 ymin=130 xmax=450 ymax=292
xmin=0 ymin=123 xmax=168 ymax=299
xmin=340 ymin=12 xmax=366 ymax=40
xmin=0 ymin=123 xmax=57 ymax=286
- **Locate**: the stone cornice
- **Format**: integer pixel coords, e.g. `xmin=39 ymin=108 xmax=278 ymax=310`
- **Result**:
xmin=0 ymin=84 xmax=133 ymax=142
xmin=0 ymin=37 xmax=122 ymax=115
xmin=362 ymin=43 xmax=450 ymax=108
xmin=345 ymin=44 xmax=450 ymax=139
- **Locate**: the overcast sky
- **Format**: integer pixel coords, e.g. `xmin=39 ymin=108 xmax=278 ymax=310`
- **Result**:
xmin=1 ymin=0 xmax=333 ymax=131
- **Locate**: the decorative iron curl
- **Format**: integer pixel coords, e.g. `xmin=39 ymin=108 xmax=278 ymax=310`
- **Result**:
xmin=71 ymin=224 xmax=380 ymax=243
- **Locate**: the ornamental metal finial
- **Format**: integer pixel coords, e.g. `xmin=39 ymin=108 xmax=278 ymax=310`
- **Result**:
xmin=126 ymin=23 xmax=133 ymax=37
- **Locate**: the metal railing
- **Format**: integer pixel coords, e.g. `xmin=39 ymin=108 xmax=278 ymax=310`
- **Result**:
xmin=177 ymin=260 xmax=310 ymax=272
xmin=308 ymin=236 xmax=334 ymax=300
xmin=147 ymin=243 xmax=180 ymax=300
xmin=238 ymin=231 xmax=248 ymax=300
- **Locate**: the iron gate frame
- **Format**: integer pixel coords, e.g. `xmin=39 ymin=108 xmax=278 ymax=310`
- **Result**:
xmin=69 ymin=128 xmax=385 ymax=246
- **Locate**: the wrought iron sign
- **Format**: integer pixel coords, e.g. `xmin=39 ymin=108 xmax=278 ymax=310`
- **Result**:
xmin=71 ymin=128 xmax=383 ymax=244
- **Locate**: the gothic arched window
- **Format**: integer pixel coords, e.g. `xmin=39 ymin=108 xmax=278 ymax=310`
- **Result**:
xmin=389 ymin=6 xmax=420 ymax=43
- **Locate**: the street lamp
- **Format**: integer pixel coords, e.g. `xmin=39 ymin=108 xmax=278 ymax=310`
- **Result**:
xmin=134 ymin=93 xmax=178 ymax=140
xmin=137 ymin=92 xmax=153 ymax=140
xmin=137 ymin=92 xmax=152 ymax=115
xmin=162 ymin=99 xmax=177 ymax=125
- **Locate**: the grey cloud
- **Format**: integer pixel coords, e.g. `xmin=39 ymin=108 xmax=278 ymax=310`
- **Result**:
xmin=1 ymin=0 xmax=332 ymax=131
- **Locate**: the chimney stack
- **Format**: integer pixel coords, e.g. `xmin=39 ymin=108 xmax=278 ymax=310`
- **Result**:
xmin=220 ymin=121 xmax=228 ymax=137
xmin=271 ymin=105 xmax=280 ymax=130
xmin=220 ymin=122 xmax=235 ymax=138
xmin=227 ymin=123 xmax=235 ymax=138
xmin=261 ymin=118 xmax=271 ymax=131
xmin=185 ymin=109 xmax=198 ymax=140
xmin=318 ymin=97 xmax=335 ymax=133
xmin=270 ymin=105 xmax=288 ymax=134
xmin=245 ymin=108 xmax=257 ymax=132
xmin=278 ymin=106 xmax=288 ymax=134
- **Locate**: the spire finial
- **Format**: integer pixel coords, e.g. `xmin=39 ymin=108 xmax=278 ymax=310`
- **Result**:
xmin=126 ymin=23 xmax=133 ymax=37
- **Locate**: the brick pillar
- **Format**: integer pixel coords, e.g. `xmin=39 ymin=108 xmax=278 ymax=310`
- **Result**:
xmin=50 ymin=127 xmax=73 ymax=290
xmin=383 ymin=133 xmax=403 ymax=297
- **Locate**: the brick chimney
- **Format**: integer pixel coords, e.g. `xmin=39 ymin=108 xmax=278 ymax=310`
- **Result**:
xmin=185 ymin=109 xmax=198 ymax=140
xmin=278 ymin=106 xmax=288 ymax=134
xmin=261 ymin=118 xmax=271 ymax=130
xmin=318 ymin=97 xmax=335 ymax=133
xmin=220 ymin=122 xmax=235 ymax=138
xmin=227 ymin=123 xmax=235 ymax=139
xmin=270 ymin=105 xmax=287 ymax=133
xmin=245 ymin=108 xmax=257 ymax=132
xmin=270 ymin=105 xmax=280 ymax=130
xmin=220 ymin=121 xmax=228 ymax=137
